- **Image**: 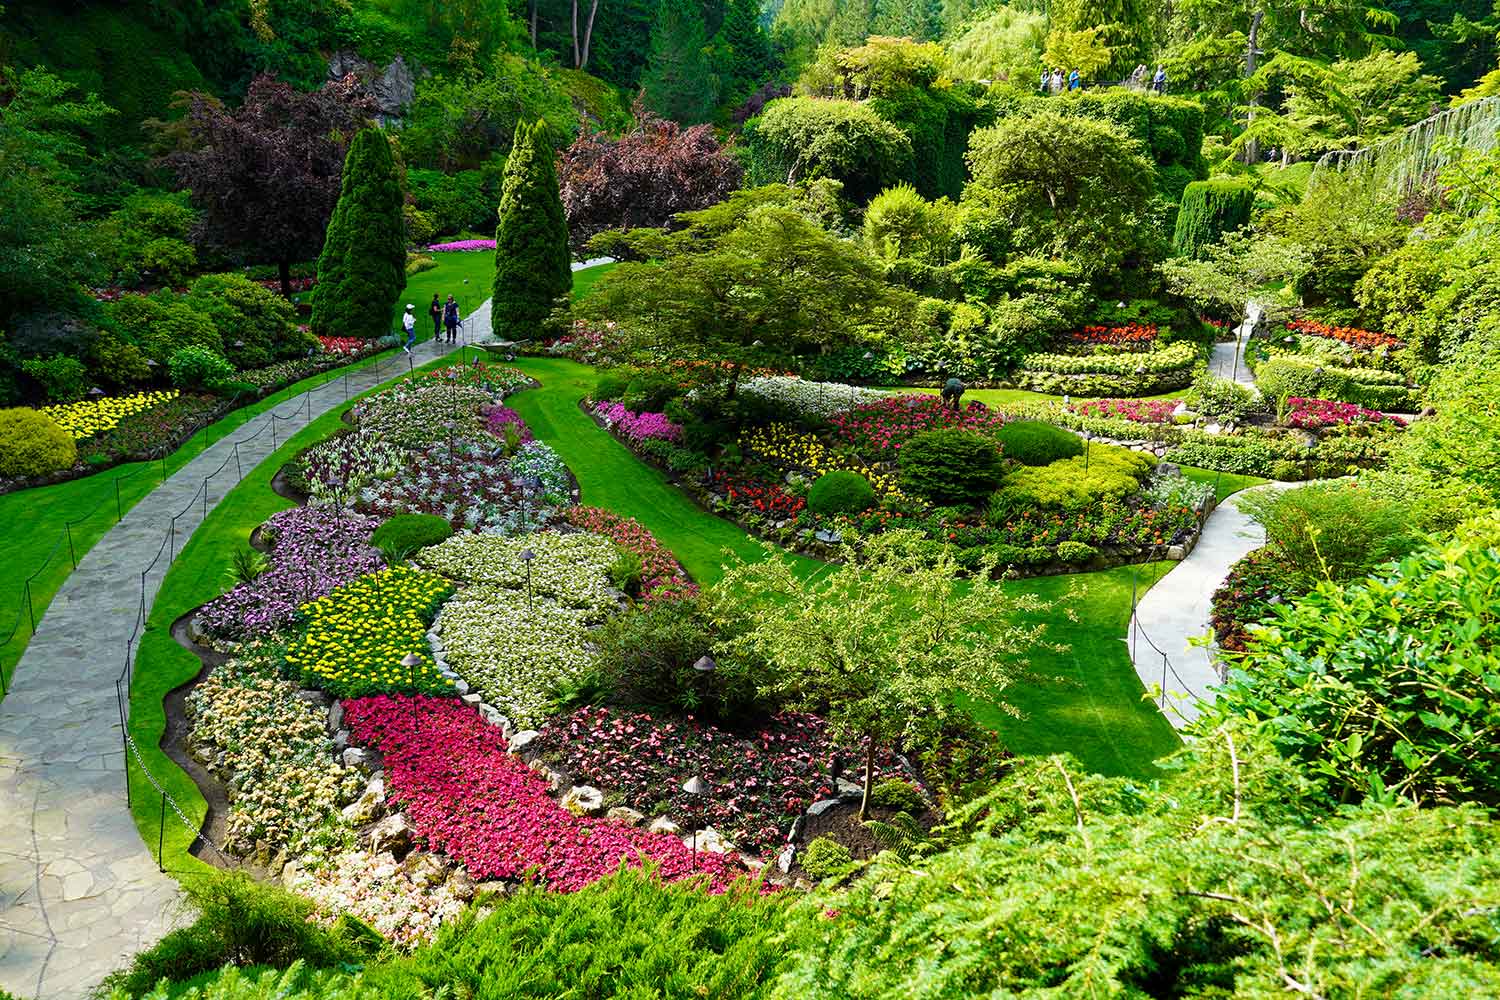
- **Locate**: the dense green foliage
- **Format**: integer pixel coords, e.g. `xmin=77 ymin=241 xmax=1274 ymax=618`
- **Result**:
xmin=1173 ymin=177 xmax=1255 ymax=256
xmin=493 ymin=120 xmax=572 ymax=341
xmin=743 ymin=98 xmax=915 ymax=203
xmin=0 ymin=407 xmax=77 ymax=477
xmin=897 ymin=428 xmax=1003 ymax=504
xmin=807 ymin=470 xmax=876 ymax=515
xmin=1238 ymin=482 xmax=1417 ymax=588
xmin=997 ymin=446 xmax=1154 ymax=511
xmin=311 ymin=130 xmax=407 ymax=340
xmin=370 ymin=513 xmax=456 ymax=558
xmin=994 ymin=420 xmax=1082 ymax=466
xmin=641 ymin=0 xmax=716 ymax=124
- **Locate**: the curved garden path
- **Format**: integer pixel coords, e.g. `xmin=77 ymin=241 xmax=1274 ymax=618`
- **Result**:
xmin=0 ymin=303 xmax=498 ymax=1000
xmin=1128 ymin=481 xmax=1295 ymax=729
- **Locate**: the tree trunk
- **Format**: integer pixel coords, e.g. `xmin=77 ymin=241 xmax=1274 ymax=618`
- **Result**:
xmin=859 ymin=735 xmax=876 ymax=821
xmin=572 ymin=0 xmax=580 ymax=68
xmin=278 ymin=259 xmax=292 ymax=299
xmin=581 ymin=0 xmax=601 ymax=68
xmin=530 ymin=0 xmax=538 ymax=47
xmin=1243 ymin=8 xmax=1264 ymax=166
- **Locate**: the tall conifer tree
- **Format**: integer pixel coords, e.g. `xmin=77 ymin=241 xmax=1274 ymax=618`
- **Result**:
xmin=641 ymin=0 xmax=717 ymax=124
xmin=492 ymin=120 xmax=572 ymax=341
xmin=713 ymin=0 xmax=774 ymax=104
xmin=310 ymin=128 xmax=406 ymax=339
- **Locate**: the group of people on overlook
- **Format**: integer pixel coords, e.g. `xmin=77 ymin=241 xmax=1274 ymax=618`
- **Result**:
xmin=1041 ymin=64 xmax=1167 ymax=95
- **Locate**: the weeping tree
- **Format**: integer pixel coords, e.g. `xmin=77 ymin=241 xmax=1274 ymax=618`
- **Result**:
xmin=492 ymin=120 xmax=572 ymax=341
xmin=310 ymin=128 xmax=407 ymax=340
xmin=1173 ymin=177 xmax=1257 ymax=257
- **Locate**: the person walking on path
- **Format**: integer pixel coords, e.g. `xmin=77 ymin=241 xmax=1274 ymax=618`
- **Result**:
xmin=443 ymin=294 xmax=460 ymax=344
xmin=429 ymin=294 xmax=442 ymax=339
xmin=402 ymin=304 xmax=416 ymax=352
xmin=1152 ymin=65 xmax=1167 ymax=94
xmin=1068 ymin=68 xmax=1081 ymax=91
xmin=1039 ymin=67 xmax=1049 ymax=93
xmin=1050 ymin=68 xmax=1064 ymax=94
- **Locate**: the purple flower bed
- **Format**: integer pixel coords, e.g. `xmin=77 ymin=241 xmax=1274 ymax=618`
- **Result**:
xmin=198 ymin=507 xmax=384 ymax=640
xmin=592 ymin=402 xmax=683 ymax=443
xmin=484 ymin=404 xmax=535 ymax=445
xmin=426 ymin=239 xmax=496 ymax=252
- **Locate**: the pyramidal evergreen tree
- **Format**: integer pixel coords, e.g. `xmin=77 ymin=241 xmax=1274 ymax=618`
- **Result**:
xmin=492 ymin=120 xmax=572 ymax=342
xmin=713 ymin=0 xmax=774 ymax=105
xmin=311 ymin=128 xmax=407 ymax=340
xmin=641 ymin=0 xmax=717 ymax=124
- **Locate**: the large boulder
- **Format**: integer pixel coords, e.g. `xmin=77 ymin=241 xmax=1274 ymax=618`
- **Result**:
xmin=327 ymin=51 xmax=417 ymax=120
xmin=368 ymin=812 xmax=416 ymax=858
xmin=561 ymin=785 xmax=605 ymax=817
xmin=606 ymin=806 xmax=646 ymax=827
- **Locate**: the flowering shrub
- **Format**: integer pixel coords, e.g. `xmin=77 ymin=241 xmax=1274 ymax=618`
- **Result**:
xmin=238 ymin=358 xmax=321 ymax=390
xmin=425 ymin=239 xmax=496 ymax=252
xmin=1065 ymin=324 xmax=1159 ymax=351
xmin=317 ymin=335 xmax=368 ymax=356
xmin=1210 ymin=546 xmax=1296 ymax=653
xmin=540 ymin=321 xmax=631 ymax=366
xmin=1283 ymin=397 xmax=1406 ymax=429
xmin=741 ymin=423 xmax=898 ymax=493
xmin=417 ymin=532 xmax=620 ymax=613
xmin=738 ymin=376 xmax=888 ymax=421
xmin=41 ymin=390 xmax=179 ymax=440
xmin=343 ymin=695 xmax=744 ymax=890
xmin=288 ymin=848 xmax=471 ymax=948
xmin=564 ymin=506 xmax=696 ymax=599
xmin=299 ymin=433 xmax=405 ymax=506
xmin=284 ymin=565 xmax=454 ymax=698
xmin=1073 ymin=398 xmax=1178 ymax=424
xmin=198 ymin=507 xmax=384 ymax=640
xmin=829 ymin=395 xmax=1006 ymax=461
xmin=592 ymin=401 xmax=684 ymax=443
xmin=538 ymin=707 xmax=913 ymax=855
xmin=255 ymin=276 xmax=316 ymax=293
xmin=1286 ymin=318 xmax=1399 ymax=351
xmin=188 ymin=643 xmax=361 ymax=856
xmin=708 ymin=471 xmax=807 ymax=518
xmin=421 ymin=361 xmax=534 ymax=395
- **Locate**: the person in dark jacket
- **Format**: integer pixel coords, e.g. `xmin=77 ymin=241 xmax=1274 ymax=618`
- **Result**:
xmin=429 ymin=294 xmax=442 ymax=339
xmin=443 ymin=295 xmax=460 ymax=344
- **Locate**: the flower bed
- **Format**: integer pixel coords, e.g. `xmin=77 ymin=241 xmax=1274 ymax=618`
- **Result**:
xmin=198 ymin=507 xmax=384 ymax=641
xmin=41 ymin=390 xmax=180 ymax=440
xmin=317 ymin=335 xmax=369 ymax=357
xmin=299 ymin=433 xmax=406 ymax=506
xmin=417 ymin=532 xmax=620 ymax=613
xmin=342 ymin=695 xmax=743 ymax=891
xmin=484 ymin=405 xmax=534 ymax=444
xmin=288 ymin=848 xmax=471 ymax=949
xmin=1286 ymin=318 xmax=1399 ymax=351
xmin=1283 ymin=397 xmax=1406 ymax=429
xmin=739 ymin=376 xmax=889 ymax=422
xmin=1014 ymin=341 xmax=1200 ymax=396
xmin=1210 ymin=546 xmax=1302 ymax=654
xmin=741 ymin=423 xmax=897 ymax=494
xmin=707 ymin=471 xmax=806 ymax=518
xmin=188 ymin=643 xmax=362 ymax=856
xmin=353 ymin=381 xmax=497 ymax=448
xmin=356 ymin=437 xmax=565 ymax=534
xmin=564 ymin=506 xmax=696 ymax=600
xmin=508 ymin=440 xmax=573 ymax=504
xmin=592 ymin=402 xmax=684 ymax=443
xmin=425 ymin=239 xmax=496 ymax=252
xmin=829 ymin=395 xmax=1007 ymax=461
xmin=284 ymin=565 xmax=454 ymax=698
xmin=1064 ymin=323 xmax=1159 ymax=352
xmin=537 ymin=706 xmax=913 ymax=856
xmin=1072 ymin=398 xmax=1178 ymax=424
xmin=420 ymin=361 xmax=535 ymax=395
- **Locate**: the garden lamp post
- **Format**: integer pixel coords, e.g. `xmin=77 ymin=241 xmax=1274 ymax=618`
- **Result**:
xmin=683 ymin=775 xmax=709 ymax=871
xmin=693 ymin=654 xmax=716 ymax=710
xmin=1083 ymin=430 xmax=1092 ymax=472
xmin=520 ymin=548 xmax=535 ymax=612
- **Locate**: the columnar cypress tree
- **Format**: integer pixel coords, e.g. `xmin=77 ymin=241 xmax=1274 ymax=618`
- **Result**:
xmin=1173 ymin=178 xmax=1256 ymax=258
xmin=492 ymin=120 xmax=572 ymax=342
xmin=641 ymin=0 xmax=717 ymax=124
xmin=311 ymin=128 xmax=407 ymax=339
xmin=713 ymin=0 xmax=773 ymax=105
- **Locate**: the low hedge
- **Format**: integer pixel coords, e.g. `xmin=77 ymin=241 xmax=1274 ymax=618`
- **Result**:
xmin=1011 ymin=367 xmax=1197 ymax=397
xmin=371 ymin=513 xmax=455 ymax=556
xmin=1255 ymin=356 xmax=1416 ymax=412
xmin=808 ymin=471 xmax=875 ymax=515
xmin=1019 ymin=341 xmax=1200 ymax=376
xmin=995 ymin=421 xmax=1084 ymax=466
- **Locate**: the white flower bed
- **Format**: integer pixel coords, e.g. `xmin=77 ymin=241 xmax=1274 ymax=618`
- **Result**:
xmin=740 ymin=375 xmax=889 ymax=421
xmin=416 ymin=532 xmax=620 ymax=613
xmin=288 ymin=849 xmax=470 ymax=949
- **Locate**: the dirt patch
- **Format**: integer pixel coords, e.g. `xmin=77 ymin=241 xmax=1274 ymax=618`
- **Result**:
xmin=269 ymin=465 xmax=307 ymax=504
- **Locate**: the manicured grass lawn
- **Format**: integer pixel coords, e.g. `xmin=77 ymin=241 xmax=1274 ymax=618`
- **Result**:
xmin=892 ymin=385 xmax=1188 ymax=407
xmin=398 ymin=251 xmax=496 ymax=336
xmin=1180 ymin=465 xmax=1270 ymax=503
xmin=570 ymin=261 xmax=617 ymax=302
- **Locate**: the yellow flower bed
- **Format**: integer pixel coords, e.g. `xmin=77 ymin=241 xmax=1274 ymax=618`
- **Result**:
xmin=285 ymin=565 xmax=455 ymax=698
xmin=41 ymin=390 xmax=179 ymax=440
xmin=740 ymin=422 xmax=899 ymax=494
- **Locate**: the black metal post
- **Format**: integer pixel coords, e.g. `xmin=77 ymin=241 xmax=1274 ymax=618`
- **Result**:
xmin=234 ymin=443 xmax=243 ymax=482
xmin=66 ymin=523 xmax=77 ymax=569
xmin=115 ymin=477 xmax=123 ymax=521
xmin=23 ymin=581 xmax=35 ymax=633
xmin=157 ymin=791 xmax=166 ymax=871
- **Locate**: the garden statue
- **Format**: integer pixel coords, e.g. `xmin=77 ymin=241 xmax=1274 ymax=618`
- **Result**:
xmin=940 ymin=377 xmax=966 ymax=410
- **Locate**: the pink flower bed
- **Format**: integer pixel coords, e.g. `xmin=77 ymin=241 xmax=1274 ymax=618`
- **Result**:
xmin=592 ymin=401 xmax=684 ymax=444
xmin=564 ymin=505 xmax=697 ymax=600
xmin=426 ymin=239 xmax=496 ymax=252
xmin=318 ymin=335 xmax=367 ymax=357
xmin=484 ymin=404 xmax=535 ymax=444
xmin=831 ymin=395 xmax=1006 ymax=460
xmin=1073 ymin=398 xmax=1178 ymax=423
xmin=343 ymin=695 xmax=744 ymax=891
xmin=1284 ymin=397 xmax=1406 ymax=429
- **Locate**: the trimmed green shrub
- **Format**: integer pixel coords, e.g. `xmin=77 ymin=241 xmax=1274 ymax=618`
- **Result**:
xmin=807 ymin=471 xmax=875 ymax=515
xmin=311 ymin=129 xmax=408 ymax=340
xmin=898 ymin=428 xmax=1003 ymax=505
xmin=187 ymin=274 xmax=313 ymax=370
xmin=168 ymin=346 xmax=235 ymax=389
xmin=1188 ymin=371 xmax=1262 ymax=422
xmin=1056 ymin=540 xmax=1097 ymax=563
xmin=108 ymin=293 xmax=223 ymax=364
xmin=20 ymin=355 xmax=88 ymax=403
xmin=995 ymin=421 xmax=1083 ymax=466
xmin=996 ymin=445 xmax=1155 ymax=510
xmin=1255 ymin=356 xmax=1414 ymax=412
xmin=590 ymin=597 xmax=762 ymax=717
xmin=592 ymin=370 xmax=630 ymax=401
xmin=0 ymin=408 xmax=77 ymax=477
xmin=140 ymin=236 xmax=198 ymax=286
xmin=870 ymin=779 xmax=928 ymax=816
xmin=1237 ymin=482 xmax=1417 ymax=587
xmin=371 ymin=514 xmax=455 ymax=558
xmin=1173 ymin=178 xmax=1255 ymax=257
xmin=743 ymin=96 xmax=916 ymax=204
xmin=493 ymin=120 xmax=573 ymax=342
xmin=801 ymin=837 xmax=856 ymax=880
xmin=84 ymin=331 xmax=151 ymax=388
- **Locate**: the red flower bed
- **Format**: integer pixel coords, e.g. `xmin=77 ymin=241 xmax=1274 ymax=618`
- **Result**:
xmin=342 ymin=695 xmax=745 ymax=891
xmin=318 ymin=335 xmax=367 ymax=357
xmin=1286 ymin=318 xmax=1399 ymax=351
xmin=1066 ymin=324 xmax=1159 ymax=349
xmin=564 ymin=506 xmax=697 ymax=600
xmin=1073 ymin=398 xmax=1178 ymax=423
xmin=709 ymin=471 xmax=806 ymax=517
xmin=537 ymin=706 xmax=914 ymax=856
xmin=1284 ymin=397 xmax=1406 ymax=429
xmin=830 ymin=395 xmax=1006 ymax=460
xmin=256 ymin=276 xmax=317 ymax=294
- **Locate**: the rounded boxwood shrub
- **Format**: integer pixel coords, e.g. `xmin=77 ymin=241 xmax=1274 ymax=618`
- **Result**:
xmin=807 ymin=470 xmax=875 ymax=515
xmin=995 ymin=421 xmax=1084 ymax=466
xmin=898 ymin=428 xmax=1003 ymax=505
xmin=371 ymin=513 xmax=454 ymax=556
xmin=593 ymin=370 xmax=630 ymax=402
xmin=168 ymin=346 xmax=235 ymax=389
xmin=800 ymin=836 xmax=855 ymax=880
xmin=0 ymin=408 xmax=77 ymax=477
xmin=870 ymin=779 xmax=928 ymax=815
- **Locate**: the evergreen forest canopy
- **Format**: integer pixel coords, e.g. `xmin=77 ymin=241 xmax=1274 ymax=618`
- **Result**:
xmin=2 ymin=0 xmax=1500 ymax=997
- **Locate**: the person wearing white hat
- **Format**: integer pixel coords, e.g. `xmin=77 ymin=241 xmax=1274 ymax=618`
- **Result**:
xmin=402 ymin=304 xmax=416 ymax=352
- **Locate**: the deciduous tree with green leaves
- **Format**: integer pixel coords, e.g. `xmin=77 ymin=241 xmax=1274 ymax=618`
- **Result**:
xmin=310 ymin=128 xmax=407 ymax=340
xmin=492 ymin=119 xmax=572 ymax=342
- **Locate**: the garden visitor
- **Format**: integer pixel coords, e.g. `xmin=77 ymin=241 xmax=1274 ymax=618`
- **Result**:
xmin=1050 ymin=68 xmax=1064 ymax=94
xmin=940 ymin=377 xmax=966 ymax=411
xmin=443 ymin=295 xmax=460 ymax=343
xmin=1039 ymin=68 xmax=1048 ymax=93
xmin=429 ymin=294 xmax=442 ymax=339
xmin=402 ymin=304 xmax=416 ymax=352
xmin=1068 ymin=68 xmax=1081 ymax=91
xmin=1152 ymin=65 xmax=1167 ymax=93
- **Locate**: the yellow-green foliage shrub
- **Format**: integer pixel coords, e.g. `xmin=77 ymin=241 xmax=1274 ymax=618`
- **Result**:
xmin=0 ymin=407 xmax=77 ymax=477
xmin=997 ymin=444 xmax=1154 ymax=509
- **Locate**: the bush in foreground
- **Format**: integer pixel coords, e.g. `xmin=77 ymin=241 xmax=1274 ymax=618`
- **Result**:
xmin=370 ymin=514 xmax=455 ymax=562
xmin=994 ymin=420 xmax=1082 ymax=466
xmin=0 ymin=407 xmax=77 ymax=477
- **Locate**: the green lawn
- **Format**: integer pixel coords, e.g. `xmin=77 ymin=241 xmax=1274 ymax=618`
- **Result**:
xmin=570 ymin=261 xmax=617 ymax=302
xmin=892 ymin=385 xmax=1188 ymax=406
xmin=1181 ymin=465 xmax=1270 ymax=503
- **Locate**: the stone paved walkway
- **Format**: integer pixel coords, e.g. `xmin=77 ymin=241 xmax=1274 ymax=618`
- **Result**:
xmin=1207 ymin=301 xmax=1262 ymax=389
xmin=0 ymin=302 xmax=496 ymax=1000
xmin=1128 ymin=482 xmax=1295 ymax=729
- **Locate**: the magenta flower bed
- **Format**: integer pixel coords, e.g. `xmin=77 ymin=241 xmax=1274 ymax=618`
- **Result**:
xmin=484 ymin=404 xmax=535 ymax=444
xmin=537 ymin=706 xmax=913 ymax=855
xmin=343 ymin=695 xmax=745 ymax=891
xmin=1074 ymin=398 xmax=1178 ymax=423
xmin=198 ymin=507 xmax=384 ymax=640
xmin=592 ymin=401 xmax=684 ymax=443
xmin=830 ymin=395 xmax=1006 ymax=460
xmin=1284 ymin=396 xmax=1406 ymax=429
xmin=426 ymin=239 xmax=496 ymax=252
